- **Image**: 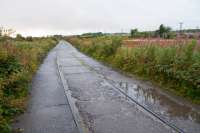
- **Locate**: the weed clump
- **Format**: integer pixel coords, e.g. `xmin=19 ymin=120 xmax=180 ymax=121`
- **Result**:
xmin=68 ymin=37 xmax=200 ymax=103
xmin=0 ymin=37 xmax=57 ymax=132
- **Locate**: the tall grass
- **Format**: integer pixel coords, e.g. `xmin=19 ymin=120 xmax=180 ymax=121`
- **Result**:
xmin=68 ymin=36 xmax=200 ymax=103
xmin=0 ymin=38 xmax=57 ymax=132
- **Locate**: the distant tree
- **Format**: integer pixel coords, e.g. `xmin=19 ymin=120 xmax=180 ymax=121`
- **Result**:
xmin=26 ymin=36 xmax=33 ymax=41
xmin=16 ymin=34 xmax=24 ymax=41
xmin=53 ymin=35 xmax=63 ymax=40
xmin=81 ymin=32 xmax=103 ymax=38
xmin=156 ymin=24 xmax=172 ymax=38
xmin=130 ymin=29 xmax=138 ymax=38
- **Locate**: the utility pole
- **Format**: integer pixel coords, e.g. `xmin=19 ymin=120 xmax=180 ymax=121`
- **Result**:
xmin=179 ymin=22 xmax=183 ymax=34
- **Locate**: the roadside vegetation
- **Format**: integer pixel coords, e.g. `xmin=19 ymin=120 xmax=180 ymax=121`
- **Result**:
xmin=67 ymin=35 xmax=200 ymax=104
xmin=130 ymin=24 xmax=175 ymax=39
xmin=0 ymin=35 xmax=57 ymax=132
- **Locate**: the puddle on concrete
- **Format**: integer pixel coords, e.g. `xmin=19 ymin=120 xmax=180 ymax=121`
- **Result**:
xmin=76 ymin=50 xmax=200 ymax=132
xmin=114 ymin=81 xmax=200 ymax=132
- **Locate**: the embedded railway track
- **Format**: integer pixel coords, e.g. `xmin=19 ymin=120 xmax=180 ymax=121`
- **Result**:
xmin=73 ymin=54 xmax=185 ymax=133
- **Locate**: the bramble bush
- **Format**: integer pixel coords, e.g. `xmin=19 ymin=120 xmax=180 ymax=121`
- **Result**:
xmin=0 ymin=37 xmax=57 ymax=132
xmin=67 ymin=36 xmax=200 ymax=103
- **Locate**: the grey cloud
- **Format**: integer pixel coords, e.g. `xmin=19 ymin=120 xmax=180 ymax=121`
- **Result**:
xmin=0 ymin=0 xmax=199 ymax=36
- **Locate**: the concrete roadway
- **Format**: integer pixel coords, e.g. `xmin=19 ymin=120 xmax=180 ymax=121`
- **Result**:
xmin=13 ymin=41 xmax=174 ymax=133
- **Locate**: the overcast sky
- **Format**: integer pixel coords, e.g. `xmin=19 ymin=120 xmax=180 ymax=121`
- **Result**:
xmin=0 ymin=0 xmax=199 ymax=36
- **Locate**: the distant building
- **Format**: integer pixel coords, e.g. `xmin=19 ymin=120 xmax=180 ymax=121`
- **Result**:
xmin=0 ymin=26 xmax=15 ymax=36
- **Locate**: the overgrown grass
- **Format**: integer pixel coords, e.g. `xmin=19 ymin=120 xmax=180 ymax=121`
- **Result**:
xmin=67 ymin=36 xmax=200 ymax=104
xmin=0 ymin=37 xmax=57 ymax=132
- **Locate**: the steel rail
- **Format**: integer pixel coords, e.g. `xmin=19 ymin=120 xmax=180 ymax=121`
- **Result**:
xmin=75 ymin=55 xmax=185 ymax=133
xmin=56 ymin=53 xmax=89 ymax=133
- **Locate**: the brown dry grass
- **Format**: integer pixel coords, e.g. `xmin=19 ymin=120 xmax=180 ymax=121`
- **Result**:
xmin=122 ymin=39 xmax=195 ymax=48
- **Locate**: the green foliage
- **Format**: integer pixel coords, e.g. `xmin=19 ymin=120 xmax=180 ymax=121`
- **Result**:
xmin=0 ymin=37 xmax=57 ymax=132
xmin=129 ymin=29 xmax=156 ymax=38
xmin=0 ymin=36 xmax=12 ymax=42
xmin=129 ymin=24 xmax=175 ymax=39
xmin=0 ymin=55 xmax=21 ymax=77
xmin=75 ymin=36 xmax=121 ymax=61
xmin=81 ymin=32 xmax=103 ymax=38
xmin=130 ymin=29 xmax=138 ymax=38
xmin=15 ymin=34 xmax=24 ymax=41
xmin=156 ymin=24 xmax=172 ymax=39
xmin=68 ymin=36 xmax=200 ymax=103
xmin=26 ymin=36 xmax=33 ymax=41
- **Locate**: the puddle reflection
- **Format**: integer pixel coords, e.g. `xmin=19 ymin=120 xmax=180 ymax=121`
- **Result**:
xmin=116 ymin=81 xmax=200 ymax=123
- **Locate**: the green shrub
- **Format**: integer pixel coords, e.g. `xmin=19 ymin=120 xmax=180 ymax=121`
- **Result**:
xmin=0 ymin=37 xmax=57 ymax=132
xmin=68 ymin=36 xmax=200 ymax=103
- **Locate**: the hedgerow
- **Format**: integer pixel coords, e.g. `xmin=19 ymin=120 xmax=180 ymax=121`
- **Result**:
xmin=0 ymin=37 xmax=57 ymax=132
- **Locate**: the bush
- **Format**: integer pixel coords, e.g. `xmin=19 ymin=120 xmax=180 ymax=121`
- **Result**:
xmin=0 ymin=37 xmax=57 ymax=132
xmin=112 ymin=41 xmax=200 ymax=100
xmin=26 ymin=36 xmax=33 ymax=41
xmin=15 ymin=34 xmax=24 ymax=41
xmin=68 ymin=36 xmax=200 ymax=103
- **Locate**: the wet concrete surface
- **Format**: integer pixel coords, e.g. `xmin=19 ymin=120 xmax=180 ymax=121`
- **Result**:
xmin=13 ymin=41 xmax=200 ymax=133
xmin=59 ymin=41 xmax=200 ymax=133
xmin=57 ymin=41 xmax=174 ymax=133
xmin=12 ymin=44 xmax=78 ymax=133
xmin=73 ymin=45 xmax=200 ymax=133
xmin=78 ymin=54 xmax=200 ymax=133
